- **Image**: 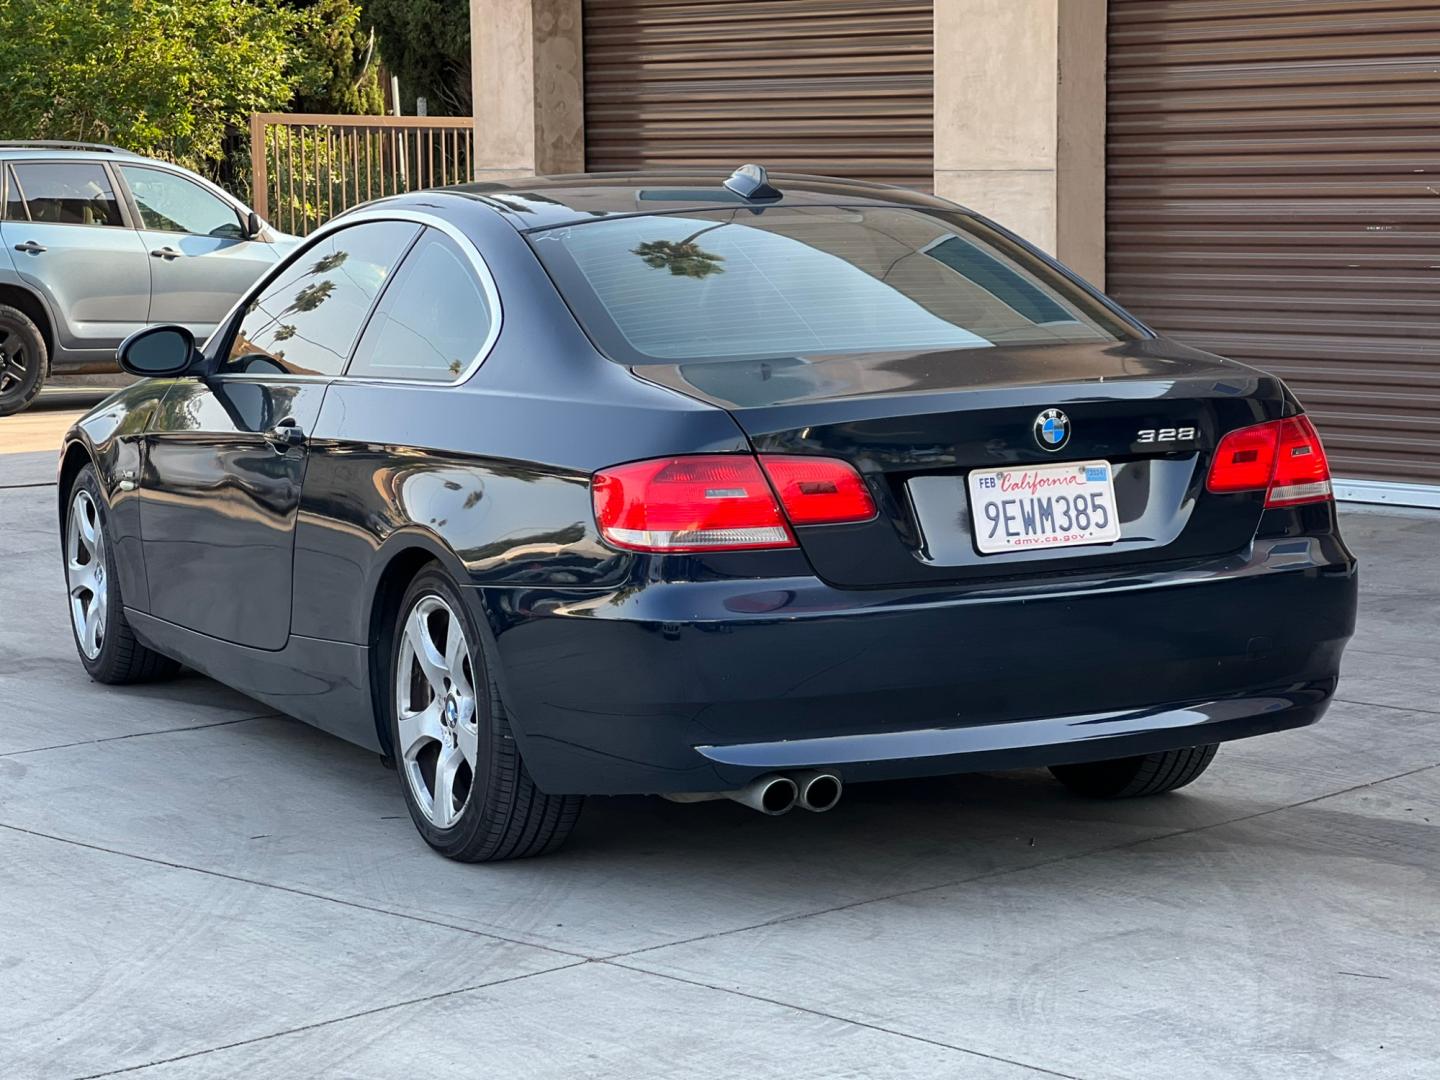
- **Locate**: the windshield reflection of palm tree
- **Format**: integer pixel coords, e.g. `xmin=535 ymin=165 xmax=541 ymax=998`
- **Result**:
xmin=632 ymin=222 xmax=729 ymax=279
xmin=289 ymin=279 xmax=336 ymax=314
xmin=309 ymin=251 xmax=348 ymax=274
xmin=246 ymin=250 xmax=349 ymax=343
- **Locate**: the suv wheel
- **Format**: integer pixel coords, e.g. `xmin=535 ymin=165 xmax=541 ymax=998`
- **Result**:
xmin=388 ymin=567 xmax=583 ymax=861
xmin=0 ymin=303 xmax=47 ymax=417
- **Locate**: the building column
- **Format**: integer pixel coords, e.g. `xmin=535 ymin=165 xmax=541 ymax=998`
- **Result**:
xmin=933 ymin=0 xmax=1107 ymax=285
xmin=470 ymin=0 xmax=584 ymax=180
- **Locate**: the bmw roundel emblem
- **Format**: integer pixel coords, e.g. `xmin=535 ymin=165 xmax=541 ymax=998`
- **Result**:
xmin=1034 ymin=409 xmax=1070 ymax=451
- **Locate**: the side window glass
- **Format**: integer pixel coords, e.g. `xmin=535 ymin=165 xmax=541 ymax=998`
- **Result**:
xmin=224 ymin=220 xmax=420 ymax=377
xmin=3 ymin=168 xmax=26 ymax=221
xmin=120 ymin=166 xmax=244 ymax=238
xmin=10 ymin=163 xmax=124 ymax=227
xmin=348 ymin=229 xmax=494 ymax=382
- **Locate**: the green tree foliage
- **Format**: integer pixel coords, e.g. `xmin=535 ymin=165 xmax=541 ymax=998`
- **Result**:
xmin=0 ymin=0 xmax=298 ymax=171
xmin=286 ymin=0 xmax=385 ymax=115
xmin=366 ymin=0 xmax=471 ymax=115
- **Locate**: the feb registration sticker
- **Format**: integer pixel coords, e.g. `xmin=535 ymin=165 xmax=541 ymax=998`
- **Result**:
xmin=967 ymin=460 xmax=1121 ymax=555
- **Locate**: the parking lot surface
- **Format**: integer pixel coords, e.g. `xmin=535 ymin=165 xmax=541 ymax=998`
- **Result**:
xmin=2 ymin=441 xmax=1438 ymax=1079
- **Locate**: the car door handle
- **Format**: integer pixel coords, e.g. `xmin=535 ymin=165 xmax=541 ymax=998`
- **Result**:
xmin=150 ymin=246 xmax=183 ymax=260
xmin=264 ymin=418 xmax=307 ymax=449
xmin=13 ymin=240 xmax=46 ymax=255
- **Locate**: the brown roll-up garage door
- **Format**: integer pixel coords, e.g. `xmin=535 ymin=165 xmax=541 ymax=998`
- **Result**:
xmin=1107 ymin=0 xmax=1440 ymax=488
xmin=582 ymin=0 xmax=933 ymax=190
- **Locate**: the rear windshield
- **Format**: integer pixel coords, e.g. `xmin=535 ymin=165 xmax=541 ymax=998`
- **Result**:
xmin=528 ymin=205 xmax=1137 ymax=364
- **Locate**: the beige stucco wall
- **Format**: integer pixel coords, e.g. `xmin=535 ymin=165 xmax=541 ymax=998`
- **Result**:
xmin=470 ymin=0 xmax=584 ymax=180
xmin=933 ymin=0 xmax=1106 ymax=284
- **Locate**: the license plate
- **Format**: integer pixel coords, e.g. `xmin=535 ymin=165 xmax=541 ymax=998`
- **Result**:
xmin=967 ymin=460 xmax=1121 ymax=554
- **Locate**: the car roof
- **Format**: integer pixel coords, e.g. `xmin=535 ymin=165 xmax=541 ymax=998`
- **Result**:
xmin=422 ymin=170 xmax=971 ymax=231
xmin=0 ymin=144 xmax=143 ymax=162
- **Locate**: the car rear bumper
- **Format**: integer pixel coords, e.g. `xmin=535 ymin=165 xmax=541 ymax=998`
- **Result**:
xmin=476 ymin=534 xmax=1357 ymax=795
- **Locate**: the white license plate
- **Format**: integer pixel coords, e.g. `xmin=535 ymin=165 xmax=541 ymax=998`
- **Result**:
xmin=967 ymin=460 xmax=1121 ymax=554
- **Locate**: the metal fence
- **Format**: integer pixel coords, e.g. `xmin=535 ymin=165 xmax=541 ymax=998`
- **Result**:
xmin=249 ymin=113 xmax=476 ymax=235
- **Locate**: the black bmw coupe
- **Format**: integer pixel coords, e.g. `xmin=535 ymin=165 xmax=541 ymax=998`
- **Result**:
xmin=59 ymin=166 xmax=1357 ymax=860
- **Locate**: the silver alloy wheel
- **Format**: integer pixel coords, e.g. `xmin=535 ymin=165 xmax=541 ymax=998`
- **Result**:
xmin=396 ymin=594 xmax=479 ymax=828
xmin=67 ymin=488 xmax=108 ymax=660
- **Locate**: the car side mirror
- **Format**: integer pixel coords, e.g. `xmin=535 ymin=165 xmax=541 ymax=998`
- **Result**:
xmin=246 ymin=211 xmax=264 ymax=239
xmin=117 ymin=325 xmax=200 ymax=377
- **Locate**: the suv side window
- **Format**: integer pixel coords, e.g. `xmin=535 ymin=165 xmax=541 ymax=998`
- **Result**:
xmin=120 ymin=166 xmax=245 ymax=239
xmin=347 ymin=229 xmax=495 ymax=382
xmin=2 ymin=167 xmax=23 ymax=221
xmin=223 ymin=220 xmax=420 ymax=377
xmin=10 ymin=162 xmax=124 ymax=227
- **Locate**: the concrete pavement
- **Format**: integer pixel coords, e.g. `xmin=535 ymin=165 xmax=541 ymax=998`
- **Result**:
xmin=1 ymin=444 xmax=1437 ymax=1079
xmin=0 ymin=385 xmax=120 ymax=455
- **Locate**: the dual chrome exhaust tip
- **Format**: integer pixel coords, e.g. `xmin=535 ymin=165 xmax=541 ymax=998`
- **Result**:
xmin=793 ymin=771 xmax=843 ymax=813
xmin=665 ymin=771 xmax=843 ymax=815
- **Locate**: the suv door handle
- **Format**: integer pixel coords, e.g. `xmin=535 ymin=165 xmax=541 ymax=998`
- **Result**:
xmin=150 ymin=246 xmax=183 ymax=260
xmin=13 ymin=240 xmax=46 ymax=255
xmin=263 ymin=418 xmax=307 ymax=449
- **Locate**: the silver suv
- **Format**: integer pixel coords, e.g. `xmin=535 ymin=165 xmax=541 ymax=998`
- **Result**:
xmin=0 ymin=141 xmax=297 ymax=415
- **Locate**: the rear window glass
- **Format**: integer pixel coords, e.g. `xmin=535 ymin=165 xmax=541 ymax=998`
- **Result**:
xmin=529 ymin=206 xmax=1135 ymax=364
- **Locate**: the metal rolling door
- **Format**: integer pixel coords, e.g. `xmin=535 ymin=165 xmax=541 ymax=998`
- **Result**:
xmin=1107 ymin=0 xmax=1440 ymax=490
xmin=583 ymin=0 xmax=934 ymax=190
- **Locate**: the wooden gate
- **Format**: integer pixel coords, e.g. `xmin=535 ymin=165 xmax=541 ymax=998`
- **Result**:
xmin=249 ymin=113 xmax=476 ymax=235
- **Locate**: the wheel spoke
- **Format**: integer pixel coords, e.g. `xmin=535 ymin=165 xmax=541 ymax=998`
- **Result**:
xmin=455 ymin=712 xmax=479 ymax=768
xmin=81 ymin=603 xmax=101 ymax=656
xmin=431 ymin=743 xmax=464 ymax=828
xmin=443 ymin=619 xmax=473 ymax=697
xmin=76 ymin=500 xmax=99 ymax=553
xmin=397 ymin=700 xmax=444 ymax=762
xmin=68 ymin=558 xmax=95 ymax=598
xmin=404 ymin=609 xmax=448 ymax=696
xmin=91 ymin=580 xmax=107 ymax=638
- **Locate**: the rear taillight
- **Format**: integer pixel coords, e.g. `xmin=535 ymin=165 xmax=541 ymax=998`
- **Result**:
xmin=1268 ymin=415 xmax=1333 ymax=505
xmin=1207 ymin=421 xmax=1279 ymax=494
xmin=1206 ymin=415 xmax=1332 ymax=507
xmin=592 ymin=454 xmax=874 ymax=553
xmin=758 ymin=455 xmax=876 ymax=526
xmin=592 ymin=456 xmax=794 ymax=552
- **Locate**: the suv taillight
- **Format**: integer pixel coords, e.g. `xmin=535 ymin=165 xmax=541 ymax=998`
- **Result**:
xmin=592 ymin=454 xmax=874 ymax=553
xmin=1206 ymin=415 xmax=1332 ymax=507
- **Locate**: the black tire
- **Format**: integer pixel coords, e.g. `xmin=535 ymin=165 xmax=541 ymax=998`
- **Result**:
xmin=387 ymin=567 xmax=583 ymax=861
xmin=63 ymin=465 xmax=181 ymax=683
xmin=0 ymin=303 xmax=47 ymax=417
xmin=1049 ymin=744 xmax=1219 ymax=799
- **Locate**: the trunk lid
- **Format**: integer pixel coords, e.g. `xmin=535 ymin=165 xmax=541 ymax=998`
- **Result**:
xmin=638 ymin=338 xmax=1289 ymax=587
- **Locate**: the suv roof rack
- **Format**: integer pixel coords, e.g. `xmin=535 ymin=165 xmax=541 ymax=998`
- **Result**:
xmin=0 ymin=140 xmax=138 ymax=155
